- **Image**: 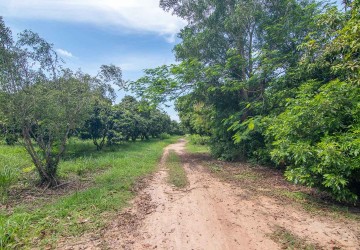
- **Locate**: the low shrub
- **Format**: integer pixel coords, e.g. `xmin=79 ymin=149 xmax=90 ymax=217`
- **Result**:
xmin=188 ymin=134 xmax=210 ymax=145
xmin=159 ymin=133 xmax=171 ymax=140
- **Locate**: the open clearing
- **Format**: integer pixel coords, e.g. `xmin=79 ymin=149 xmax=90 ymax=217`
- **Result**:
xmin=65 ymin=139 xmax=360 ymax=250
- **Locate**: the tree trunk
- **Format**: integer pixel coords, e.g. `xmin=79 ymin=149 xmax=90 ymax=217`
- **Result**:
xmin=38 ymin=164 xmax=59 ymax=187
xmin=21 ymin=126 xmax=65 ymax=188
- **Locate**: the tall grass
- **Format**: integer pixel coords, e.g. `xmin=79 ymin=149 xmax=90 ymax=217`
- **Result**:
xmin=0 ymin=166 xmax=16 ymax=196
xmin=0 ymin=144 xmax=32 ymax=200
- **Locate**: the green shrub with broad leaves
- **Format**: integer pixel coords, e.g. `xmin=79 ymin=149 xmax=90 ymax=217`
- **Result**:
xmin=188 ymin=134 xmax=210 ymax=145
xmin=267 ymin=80 xmax=360 ymax=202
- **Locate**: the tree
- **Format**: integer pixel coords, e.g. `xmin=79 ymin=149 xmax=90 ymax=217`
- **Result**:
xmin=175 ymin=94 xmax=212 ymax=136
xmin=266 ymin=80 xmax=360 ymax=202
xmin=114 ymin=96 xmax=142 ymax=141
xmin=168 ymin=120 xmax=184 ymax=135
xmin=132 ymin=0 xmax=321 ymax=160
xmin=113 ymin=96 xmax=173 ymax=141
xmin=131 ymin=0 xmax=360 ymax=202
xmin=79 ymin=64 xmax=123 ymax=150
xmin=265 ymin=2 xmax=360 ymax=202
xmin=80 ymin=100 xmax=115 ymax=150
xmin=148 ymin=109 xmax=172 ymax=138
xmin=0 ymin=19 xmax=122 ymax=186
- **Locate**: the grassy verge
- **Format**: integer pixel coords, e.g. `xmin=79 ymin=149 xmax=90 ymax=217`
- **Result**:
xmin=167 ymin=150 xmax=188 ymax=188
xmin=0 ymin=144 xmax=33 ymax=200
xmin=204 ymin=160 xmax=360 ymax=221
xmin=184 ymin=139 xmax=360 ymax=222
xmin=185 ymin=141 xmax=210 ymax=154
xmin=270 ymin=226 xmax=318 ymax=250
xmin=274 ymin=189 xmax=360 ymax=221
xmin=0 ymin=137 xmax=178 ymax=249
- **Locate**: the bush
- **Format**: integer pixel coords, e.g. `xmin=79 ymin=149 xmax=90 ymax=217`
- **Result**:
xmin=188 ymin=134 xmax=210 ymax=145
xmin=159 ymin=133 xmax=171 ymax=140
xmin=267 ymin=80 xmax=360 ymax=203
xmin=210 ymin=139 xmax=242 ymax=161
xmin=5 ymin=134 xmax=17 ymax=146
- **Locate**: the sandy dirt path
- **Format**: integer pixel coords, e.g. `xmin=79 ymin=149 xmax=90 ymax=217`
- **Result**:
xmin=111 ymin=139 xmax=279 ymax=250
xmin=65 ymin=139 xmax=360 ymax=250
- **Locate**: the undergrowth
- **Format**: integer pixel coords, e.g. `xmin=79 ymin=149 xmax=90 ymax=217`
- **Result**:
xmin=187 ymin=143 xmax=360 ymax=221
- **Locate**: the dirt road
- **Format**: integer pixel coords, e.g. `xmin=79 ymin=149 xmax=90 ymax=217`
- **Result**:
xmin=67 ymin=139 xmax=360 ymax=250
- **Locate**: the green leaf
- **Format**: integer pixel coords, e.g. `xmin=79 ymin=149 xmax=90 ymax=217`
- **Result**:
xmin=248 ymin=121 xmax=255 ymax=131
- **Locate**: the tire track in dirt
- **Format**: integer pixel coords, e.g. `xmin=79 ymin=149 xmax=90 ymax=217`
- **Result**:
xmin=64 ymin=139 xmax=360 ymax=250
xmin=100 ymin=139 xmax=277 ymax=250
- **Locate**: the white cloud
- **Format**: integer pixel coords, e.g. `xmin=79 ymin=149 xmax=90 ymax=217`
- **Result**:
xmin=56 ymin=48 xmax=74 ymax=58
xmin=0 ymin=0 xmax=186 ymax=42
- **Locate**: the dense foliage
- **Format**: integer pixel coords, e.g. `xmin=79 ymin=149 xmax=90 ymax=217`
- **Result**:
xmin=0 ymin=18 xmax=181 ymax=186
xmin=79 ymin=95 xmax=182 ymax=147
xmin=131 ymin=0 xmax=360 ymax=202
xmin=0 ymin=18 xmax=116 ymax=186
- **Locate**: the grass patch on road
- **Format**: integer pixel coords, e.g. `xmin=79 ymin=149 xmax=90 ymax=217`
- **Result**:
xmin=0 ymin=138 xmax=178 ymax=249
xmin=270 ymin=226 xmax=318 ymax=250
xmin=275 ymin=190 xmax=311 ymax=202
xmin=233 ymin=171 xmax=261 ymax=181
xmin=167 ymin=150 xmax=188 ymax=188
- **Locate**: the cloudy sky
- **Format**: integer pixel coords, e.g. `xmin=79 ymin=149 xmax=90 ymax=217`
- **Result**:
xmin=0 ymin=0 xmax=186 ymax=120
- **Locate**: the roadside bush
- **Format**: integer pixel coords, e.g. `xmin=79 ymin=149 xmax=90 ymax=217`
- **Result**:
xmin=188 ymin=134 xmax=210 ymax=145
xmin=159 ymin=133 xmax=171 ymax=140
xmin=267 ymin=80 xmax=360 ymax=202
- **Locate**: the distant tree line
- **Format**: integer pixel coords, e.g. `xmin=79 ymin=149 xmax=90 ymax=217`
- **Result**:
xmin=79 ymin=95 xmax=182 ymax=151
xmin=0 ymin=18 xmax=181 ymax=187
xmin=131 ymin=0 xmax=360 ymax=203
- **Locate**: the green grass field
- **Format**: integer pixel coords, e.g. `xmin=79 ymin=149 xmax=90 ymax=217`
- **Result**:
xmin=0 ymin=137 xmax=178 ymax=249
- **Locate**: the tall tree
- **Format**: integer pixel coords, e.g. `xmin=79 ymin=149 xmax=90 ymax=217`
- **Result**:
xmin=0 ymin=18 xmax=122 ymax=186
xmin=130 ymin=1 xmax=360 ymax=201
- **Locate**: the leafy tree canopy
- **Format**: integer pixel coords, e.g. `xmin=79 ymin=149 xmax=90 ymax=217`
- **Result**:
xmin=0 ymin=17 xmax=123 ymax=186
xmin=130 ymin=1 xmax=360 ymax=202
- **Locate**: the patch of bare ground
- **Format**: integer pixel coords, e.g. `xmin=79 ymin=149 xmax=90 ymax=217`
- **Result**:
xmin=63 ymin=140 xmax=360 ymax=250
xmin=201 ymin=157 xmax=360 ymax=249
xmin=0 ymin=170 xmax=104 ymax=213
xmin=203 ymin=158 xmax=360 ymax=218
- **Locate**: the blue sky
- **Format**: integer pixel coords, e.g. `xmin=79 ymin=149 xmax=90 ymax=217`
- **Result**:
xmin=0 ymin=0 xmax=186 ymax=120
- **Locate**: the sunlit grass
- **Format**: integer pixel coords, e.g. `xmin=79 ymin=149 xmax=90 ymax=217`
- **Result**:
xmin=0 ymin=137 xmax=178 ymax=249
xmin=167 ymin=150 xmax=188 ymax=188
xmin=185 ymin=142 xmax=210 ymax=154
